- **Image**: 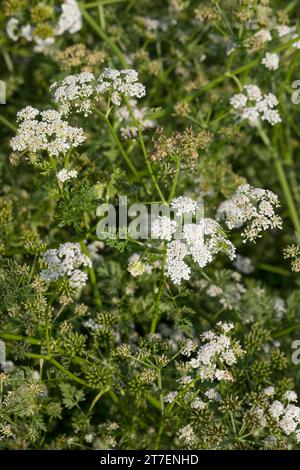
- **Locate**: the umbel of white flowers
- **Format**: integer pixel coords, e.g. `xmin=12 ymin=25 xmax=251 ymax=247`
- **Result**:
xmin=40 ymin=243 xmax=92 ymax=288
xmin=217 ymin=184 xmax=282 ymax=242
xmin=148 ymin=185 xmax=282 ymax=285
xmin=10 ymin=107 xmax=86 ymax=156
xmin=151 ymin=197 xmax=236 ymax=285
xmin=50 ymin=68 xmax=146 ymax=116
xmin=230 ymin=85 xmax=281 ymax=126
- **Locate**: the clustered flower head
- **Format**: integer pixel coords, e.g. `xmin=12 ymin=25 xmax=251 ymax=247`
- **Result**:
xmin=217 ymin=184 xmax=282 ymax=242
xmin=10 ymin=106 xmax=86 ymax=157
xmin=283 ymin=244 xmax=300 ymax=273
xmin=56 ymin=169 xmax=78 ymax=183
xmin=41 ymin=242 xmax=92 ymax=288
xmin=50 ymin=68 xmax=146 ymax=116
xmin=177 ymin=424 xmax=197 ymax=447
xmin=50 ymin=72 xmax=96 ymax=116
xmin=230 ymin=85 xmax=281 ymax=126
xmin=254 ymin=388 xmax=300 ymax=442
xmin=186 ymin=322 xmax=244 ymax=382
xmin=6 ymin=0 xmax=82 ymax=53
xmin=262 ymin=52 xmax=279 ymax=70
xmin=96 ymin=68 xmax=146 ymax=106
xmin=152 ymin=196 xmax=235 ymax=285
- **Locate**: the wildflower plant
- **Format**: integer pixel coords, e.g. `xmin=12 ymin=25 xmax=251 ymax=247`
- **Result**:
xmin=1 ymin=0 xmax=300 ymax=452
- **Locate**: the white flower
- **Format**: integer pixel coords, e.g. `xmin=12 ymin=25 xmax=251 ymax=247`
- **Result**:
xmin=241 ymin=107 xmax=260 ymax=125
xmin=41 ymin=242 xmax=92 ymax=288
xmin=96 ymin=68 xmax=146 ymax=106
xmin=255 ymin=29 xmax=272 ymax=43
xmin=164 ymin=391 xmax=178 ymax=403
xmin=166 ymin=240 xmax=191 ymax=285
xmin=207 ymin=284 xmax=223 ymax=297
xmin=230 ymin=85 xmax=281 ymax=126
xmin=56 ymin=169 xmax=78 ymax=183
xmin=205 ymin=388 xmax=221 ymax=401
xmin=55 ymin=0 xmax=82 ymax=35
xmin=11 ymin=107 xmax=86 ymax=156
xmin=177 ymin=424 xmax=197 ymax=446
xmin=269 ymin=400 xmax=285 ymax=419
xmin=50 ymin=73 xmax=96 ymax=116
xmin=244 ymin=85 xmax=262 ymax=102
xmin=230 ymin=93 xmax=247 ymax=110
xmin=283 ymin=391 xmax=298 ymax=403
xmin=188 ymin=323 xmax=244 ymax=383
xmin=218 ymin=322 xmax=234 ymax=333
xmin=152 ymin=216 xmax=177 ymax=241
xmin=264 ymin=386 xmax=275 ymax=397
xmin=152 ymin=198 xmax=235 ymax=285
xmin=262 ymin=53 xmax=279 ymax=71
xmin=191 ymin=398 xmax=207 ymax=411
xmin=269 ymin=401 xmax=300 ymax=436
xmin=218 ymin=184 xmax=282 ymax=242
xmin=276 ymin=25 xmax=294 ymax=37
xmin=127 ymin=259 xmax=146 ymax=277
xmin=181 ymin=339 xmax=198 ymax=357
xmin=170 ymin=196 xmax=199 ymax=216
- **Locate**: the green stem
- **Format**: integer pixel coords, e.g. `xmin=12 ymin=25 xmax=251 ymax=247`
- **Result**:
xmin=64 ymin=147 xmax=73 ymax=168
xmin=0 ymin=332 xmax=41 ymax=345
xmin=88 ymin=388 xmax=109 ymax=413
xmin=0 ymin=114 xmax=17 ymax=132
xmin=95 ymin=108 xmax=138 ymax=177
xmin=45 ymin=308 xmax=51 ymax=356
xmin=126 ymin=100 xmax=167 ymax=203
xmin=49 ymin=357 xmax=90 ymax=388
xmin=150 ymin=248 xmax=167 ymax=333
xmin=168 ymin=158 xmax=180 ymax=203
xmin=155 ymin=368 xmax=165 ymax=449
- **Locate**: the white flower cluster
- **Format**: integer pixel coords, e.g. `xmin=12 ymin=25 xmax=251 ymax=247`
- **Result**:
xmin=255 ymin=388 xmax=300 ymax=441
xmin=217 ymin=184 xmax=282 ymax=242
xmin=255 ymin=29 xmax=272 ymax=43
xmin=151 ymin=197 xmax=235 ymax=285
xmin=164 ymin=391 xmax=178 ymax=404
xmin=50 ymin=69 xmax=146 ymax=116
xmin=230 ymin=85 xmax=281 ymax=126
xmin=118 ymin=99 xmax=156 ymax=139
xmin=10 ymin=106 xmax=86 ymax=156
xmin=262 ymin=52 xmax=279 ymax=71
xmin=41 ymin=242 xmax=92 ymax=288
xmin=56 ymin=169 xmax=78 ymax=183
xmin=187 ymin=322 xmax=244 ymax=382
xmin=6 ymin=0 xmax=82 ymax=53
xmin=56 ymin=0 xmax=82 ymax=35
xmin=177 ymin=424 xmax=197 ymax=447
xmin=50 ymin=73 xmax=96 ymax=117
xmin=96 ymin=68 xmax=146 ymax=106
